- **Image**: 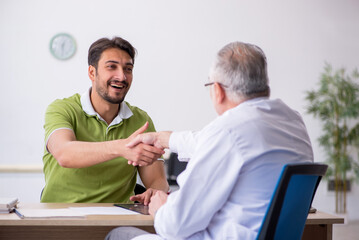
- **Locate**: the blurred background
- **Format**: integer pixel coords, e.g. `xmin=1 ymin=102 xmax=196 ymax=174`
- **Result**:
xmin=0 ymin=0 xmax=358 ymax=229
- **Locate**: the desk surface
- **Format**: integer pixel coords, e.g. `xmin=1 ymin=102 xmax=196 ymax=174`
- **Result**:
xmin=0 ymin=202 xmax=344 ymax=226
xmin=0 ymin=203 xmax=345 ymax=240
xmin=0 ymin=203 xmax=153 ymax=226
xmin=306 ymin=210 xmax=344 ymax=225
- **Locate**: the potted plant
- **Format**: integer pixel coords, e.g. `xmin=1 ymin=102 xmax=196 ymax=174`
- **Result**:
xmin=305 ymin=63 xmax=359 ymax=214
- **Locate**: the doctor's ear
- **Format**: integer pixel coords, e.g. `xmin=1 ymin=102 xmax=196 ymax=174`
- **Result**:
xmin=213 ymin=82 xmax=226 ymax=104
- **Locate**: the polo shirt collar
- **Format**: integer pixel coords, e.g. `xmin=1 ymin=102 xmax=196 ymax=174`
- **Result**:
xmin=80 ymin=88 xmax=133 ymax=126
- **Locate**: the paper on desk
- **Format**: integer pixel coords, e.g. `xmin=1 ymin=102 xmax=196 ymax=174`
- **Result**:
xmin=16 ymin=208 xmax=86 ymax=219
xmin=69 ymin=207 xmax=139 ymax=215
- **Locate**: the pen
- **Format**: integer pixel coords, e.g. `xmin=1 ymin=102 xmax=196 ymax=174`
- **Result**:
xmin=12 ymin=208 xmax=24 ymax=219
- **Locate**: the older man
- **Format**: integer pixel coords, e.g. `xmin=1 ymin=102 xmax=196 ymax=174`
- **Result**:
xmin=107 ymin=41 xmax=313 ymax=239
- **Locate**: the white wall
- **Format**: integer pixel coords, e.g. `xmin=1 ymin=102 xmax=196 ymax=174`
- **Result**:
xmin=1 ymin=0 xmax=359 ymax=219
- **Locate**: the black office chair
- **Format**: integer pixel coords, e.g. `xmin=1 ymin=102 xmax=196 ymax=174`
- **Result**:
xmin=256 ymin=163 xmax=328 ymax=240
xmin=166 ymin=152 xmax=187 ymax=185
xmin=134 ymin=183 xmax=146 ymax=195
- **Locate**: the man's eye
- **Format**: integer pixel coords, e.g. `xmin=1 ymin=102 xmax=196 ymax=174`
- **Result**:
xmin=125 ymin=67 xmax=133 ymax=73
xmin=107 ymin=65 xmax=116 ymax=69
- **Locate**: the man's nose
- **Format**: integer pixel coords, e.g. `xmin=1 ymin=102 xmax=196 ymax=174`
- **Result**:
xmin=114 ymin=68 xmax=127 ymax=81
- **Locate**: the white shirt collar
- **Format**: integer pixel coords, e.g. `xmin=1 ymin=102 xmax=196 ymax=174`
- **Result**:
xmin=80 ymin=88 xmax=133 ymax=126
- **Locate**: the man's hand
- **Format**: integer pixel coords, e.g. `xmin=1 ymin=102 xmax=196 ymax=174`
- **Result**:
xmin=126 ymin=131 xmax=172 ymax=166
xmin=129 ymin=188 xmax=158 ymax=206
xmin=122 ymin=122 xmax=165 ymax=167
xmin=148 ymin=190 xmax=168 ymax=217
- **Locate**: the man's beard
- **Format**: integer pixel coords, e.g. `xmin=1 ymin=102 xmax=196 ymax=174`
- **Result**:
xmin=101 ymin=91 xmax=125 ymax=104
xmin=96 ymin=80 xmax=129 ymax=104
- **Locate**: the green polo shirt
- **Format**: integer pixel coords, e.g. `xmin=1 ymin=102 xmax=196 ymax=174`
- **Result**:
xmin=41 ymin=90 xmax=156 ymax=203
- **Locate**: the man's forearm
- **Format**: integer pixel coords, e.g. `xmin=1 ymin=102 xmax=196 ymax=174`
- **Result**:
xmin=139 ymin=161 xmax=169 ymax=192
xmin=51 ymin=139 xmax=126 ymax=168
xmin=48 ymin=125 xmax=164 ymax=168
xmin=147 ymin=178 xmax=170 ymax=192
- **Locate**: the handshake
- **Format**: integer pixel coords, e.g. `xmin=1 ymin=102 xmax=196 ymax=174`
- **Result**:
xmin=125 ymin=122 xmax=172 ymax=166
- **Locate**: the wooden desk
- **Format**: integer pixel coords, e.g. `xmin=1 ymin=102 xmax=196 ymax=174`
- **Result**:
xmin=0 ymin=203 xmax=344 ymax=240
xmin=0 ymin=203 xmax=154 ymax=240
xmin=303 ymin=211 xmax=344 ymax=240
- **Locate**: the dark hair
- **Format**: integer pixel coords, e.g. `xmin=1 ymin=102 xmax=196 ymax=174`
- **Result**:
xmin=88 ymin=37 xmax=137 ymax=69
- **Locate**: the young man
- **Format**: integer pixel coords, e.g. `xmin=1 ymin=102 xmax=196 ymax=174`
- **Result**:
xmin=107 ymin=41 xmax=314 ymax=239
xmin=41 ymin=37 xmax=169 ymax=203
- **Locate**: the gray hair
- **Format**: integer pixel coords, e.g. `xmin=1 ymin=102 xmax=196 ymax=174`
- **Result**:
xmin=210 ymin=42 xmax=270 ymax=102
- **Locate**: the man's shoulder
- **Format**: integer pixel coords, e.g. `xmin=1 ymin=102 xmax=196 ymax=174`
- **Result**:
xmin=49 ymin=93 xmax=81 ymax=107
xmin=46 ymin=93 xmax=82 ymax=114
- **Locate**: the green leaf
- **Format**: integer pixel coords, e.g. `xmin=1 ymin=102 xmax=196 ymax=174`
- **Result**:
xmin=304 ymin=63 xmax=359 ymax=183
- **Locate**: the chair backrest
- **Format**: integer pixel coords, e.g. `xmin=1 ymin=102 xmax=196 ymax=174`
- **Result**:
xmin=256 ymin=163 xmax=328 ymax=240
xmin=134 ymin=183 xmax=146 ymax=195
xmin=167 ymin=153 xmax=187 ymax=185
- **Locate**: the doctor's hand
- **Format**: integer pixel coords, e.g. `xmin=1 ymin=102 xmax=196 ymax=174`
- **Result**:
xmin=126 ymin=131 xmax=172 ymax=166
xmin=148 ymin=190 xmax=168 ymax=217
xmin=127 ymin=132 xmax=164 ymax=149
xmin=130 ymin=188 xmax=159 ymax=206
xmin=123 ymin=122 xmax=165 ymax=167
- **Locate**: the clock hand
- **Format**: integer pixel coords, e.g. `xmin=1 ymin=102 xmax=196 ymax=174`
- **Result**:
xmin=61 ymin=42 xmax=65 ymax=52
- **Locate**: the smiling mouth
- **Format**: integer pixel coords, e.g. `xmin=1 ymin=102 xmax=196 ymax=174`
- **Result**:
xmin=110 ymin=83 xmax=124 ymax=89
xmin=109 ymin=81 xmax=127 ymax=90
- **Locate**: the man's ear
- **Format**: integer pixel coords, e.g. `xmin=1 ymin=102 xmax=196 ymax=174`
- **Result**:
xmin=213 ymin=82 xmax=226 ymax=104
xmin=88 ymin=65 xmax=96 ymax=82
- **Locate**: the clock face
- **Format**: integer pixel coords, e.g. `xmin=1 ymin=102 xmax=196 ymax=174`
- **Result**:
xmin=50 ymin=33 xmax=76 ymax=60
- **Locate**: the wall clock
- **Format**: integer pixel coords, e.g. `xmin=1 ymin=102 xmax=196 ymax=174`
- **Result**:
xmin=49 ymin=33 xmax=76 ymax=60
